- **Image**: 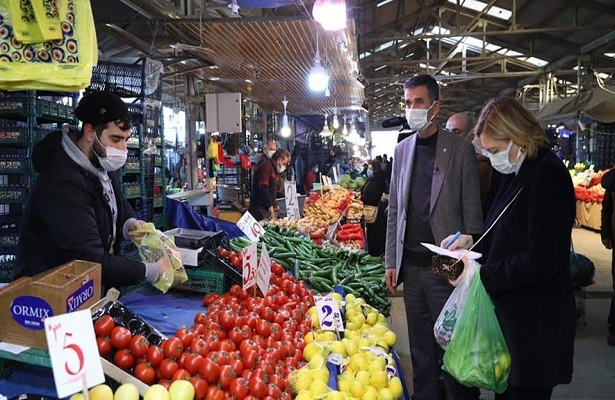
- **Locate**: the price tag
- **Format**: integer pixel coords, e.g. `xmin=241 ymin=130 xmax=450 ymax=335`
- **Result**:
xmin=284 ymin=181 xmax=300 ymax=220
xmin=44 ymin=309 xmax=104 ymax=398
xmin=236 ymin=211 xmax=265 ymax=242
xmin=332 ymin=166 xmax=339 ymax=184
xmin=257 ymin=243 xmax=272 ymax=295
xmin=242 ymin=243 xmax=258 ymax=290
xmin=314 ymin=295 xmax=344 ymax=332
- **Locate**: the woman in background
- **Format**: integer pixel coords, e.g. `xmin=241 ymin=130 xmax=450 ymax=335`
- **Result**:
xmin=361 ymin=160 xmax=387 ymax=256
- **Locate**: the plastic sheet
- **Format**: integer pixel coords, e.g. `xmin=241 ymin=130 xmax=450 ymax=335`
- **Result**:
xmin=166 ymin=197 xmax=246 ymax=239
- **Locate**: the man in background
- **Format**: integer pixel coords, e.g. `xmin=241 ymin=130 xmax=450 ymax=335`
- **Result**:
xmin=600 ymin=169 xmax=615 ymax=346
xmin=447 ymin=112 xmax=493 ymax=212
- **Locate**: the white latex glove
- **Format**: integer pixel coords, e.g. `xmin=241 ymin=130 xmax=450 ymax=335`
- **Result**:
xmin=155 ymin=256 xmax=172 ymax=282
xmin=440 ymin=233 xmax=473 ymax=251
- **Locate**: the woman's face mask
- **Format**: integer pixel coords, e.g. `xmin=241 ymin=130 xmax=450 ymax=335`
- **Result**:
xmin=367 ymin=169 xmax=374 ymax=178
xmin=482 ymin=139 xmax=526 ymax=175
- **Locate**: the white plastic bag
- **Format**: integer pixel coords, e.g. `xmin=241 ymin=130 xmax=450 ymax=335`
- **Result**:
xmin=434 ymin=259 xmax=479 ymax=349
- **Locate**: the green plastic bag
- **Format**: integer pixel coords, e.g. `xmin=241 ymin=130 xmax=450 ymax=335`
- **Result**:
xmin=442 ymin=270 xmax=511 ymax=393
xmin=130 ymin=223 xmax=187 ymax=293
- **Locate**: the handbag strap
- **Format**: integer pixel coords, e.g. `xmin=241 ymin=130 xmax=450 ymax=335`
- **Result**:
xmin=454 ymin=186 xmax=524 ymax=262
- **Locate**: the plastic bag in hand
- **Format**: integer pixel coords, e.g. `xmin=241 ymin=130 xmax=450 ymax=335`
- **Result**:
xmin=442 ymin=270 xmax=511 ymax=393
xmin=434 ymin=259 xmax=479 ymax=349
xmin=130 ymin=222 xmax=187 ymax=293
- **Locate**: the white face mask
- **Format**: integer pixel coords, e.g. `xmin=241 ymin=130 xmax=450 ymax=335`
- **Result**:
xmin=405 ymin=103 xmax=434 ymax=132
xmin=94 ymin=135 xmax=128 ymax=171
xmin=277 ymin=165 xmax=286 ymax=173
xmin=483 ymin=139 xmax=526 ymax=175
xmin=267 ymin=150 xmax=276 ymax=158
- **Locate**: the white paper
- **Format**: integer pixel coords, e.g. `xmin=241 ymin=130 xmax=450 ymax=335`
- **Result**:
xmin=0 ymin=341 xmax=30 ymax=354
xmin=421 ymin=242 xmax=482 ymax=260
xmin=257 ymin=243 xmax=271 ymax=295
xmin=315 ymin=295 xmax=344 ymax=332
xmin=236 ymin=211 xmax=265 ymax=242
xmin=44 ymin=309 xmax=104 ymax=398
xmin=242 ymin=243 xmax=258 ymax=290
xmin=284 ymin=181 xmax=300 ymax=220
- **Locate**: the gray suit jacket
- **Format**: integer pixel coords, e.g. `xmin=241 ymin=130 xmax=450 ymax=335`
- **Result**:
xmin=385 ymin=128 xmax=483 ymax=283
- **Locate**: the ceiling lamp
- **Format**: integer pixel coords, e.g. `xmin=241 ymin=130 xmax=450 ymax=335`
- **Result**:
xmin=342 ymin=117 xmax=348 ymax=136
xmin=312 ymin=0 xmax=347 ymax=31
xmin=332 ymin=113 xmax=339 ymax=130
xmin=230 ymin=0 xmax=240 ymax=15
xmin=280 ymin=97 xmax=291 ymax=138
xmin=308 ymin=32 xmax=329 ymax=92
xmin=320 ymin=114 xmax=332 ymax=137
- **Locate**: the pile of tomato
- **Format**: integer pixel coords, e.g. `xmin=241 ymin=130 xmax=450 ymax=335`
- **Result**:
xmin=216 ymin=247 xmax=243 ymax=270
xmin=94 ymin=263 xmax=312 ymax=400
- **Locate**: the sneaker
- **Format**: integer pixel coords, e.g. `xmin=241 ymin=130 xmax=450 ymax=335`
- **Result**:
xmin=608 ymin=326 xmax=615 ymax=346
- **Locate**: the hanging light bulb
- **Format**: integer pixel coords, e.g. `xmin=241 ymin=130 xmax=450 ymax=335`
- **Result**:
xmin=308 ymin=32 xmax=329 ymax=92
xmin=280 ymin=97 xmax=291 ymax=138
xmin=230 ymin=0 xmax=240 ymax=14
xmin=332 ymin=114 xmax=340 ymax=130
xmin=342 ymin=117 xmax=348 ymax=136
xmin=320 ymin=114 xmax=332 ymax=137
xmin=312 ymin=0 xmax=347 ymax=31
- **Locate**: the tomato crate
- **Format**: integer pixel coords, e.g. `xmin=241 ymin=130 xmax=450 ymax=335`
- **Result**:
xmin=177 ymin=266 xmax=225 ymax=294
xmin=205 ymin=249 xmax=242 ymax=286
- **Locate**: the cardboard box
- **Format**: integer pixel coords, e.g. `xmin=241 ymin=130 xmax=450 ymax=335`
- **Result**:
xmin=0 ymin=260 xmax=102 ymax=349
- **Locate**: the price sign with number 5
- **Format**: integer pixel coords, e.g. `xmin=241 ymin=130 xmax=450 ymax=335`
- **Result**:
xmin=44 ymin=309 xmax=104 ymax=398
xmin=242 ymin=243 xmax=258 ymax=290
xmin=314 ymin=295 xmax=344 ymax=332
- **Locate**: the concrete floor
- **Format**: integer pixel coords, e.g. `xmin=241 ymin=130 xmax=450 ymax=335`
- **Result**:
xmin=388 ymin=227 xmax=615 ymax=399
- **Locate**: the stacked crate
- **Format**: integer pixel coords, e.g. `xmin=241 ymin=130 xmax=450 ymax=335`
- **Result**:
xmin=0 ymin=91 xmax=77 ymax=283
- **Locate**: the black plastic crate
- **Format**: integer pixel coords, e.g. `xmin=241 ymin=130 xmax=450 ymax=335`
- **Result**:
xmin=0 ymin=228 xmax=19 ymax=247
xmin=0 ymin=258 xmax=15 ymax=283
xmin=88 ymin=60 xmax=146 ymax=98
xmin=0 ymin=215 xmax=22 ymax=229
xmin=204 ymin=249 xmax=242 ymax=286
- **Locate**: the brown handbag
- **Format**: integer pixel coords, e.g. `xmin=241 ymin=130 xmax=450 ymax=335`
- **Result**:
xmin=363 ymin=204 xmax=379 ymax=224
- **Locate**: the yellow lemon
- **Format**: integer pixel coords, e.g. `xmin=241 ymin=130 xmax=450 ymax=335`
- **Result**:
xmin=89 ymin=385 xmax=113 ymax=400
xmin=319 ymin=331 xmax=337 ymax=341
xmin=382 ymin=331 xmax=397 ymax=347
xmin=366 ymin=312 xmax=378 ymax=326
xmin=303 ymin=342 xmax=322 ymax=362
xmin=378 ymin=387 xmax=395 ymax=400
xmin=304 ymin=331 xmax=317 ymax=344
xmin=499 ymin=352 xmax=512 ymax=371
xmin=362 ymin=388 xmax=380 ymax=400
xmin=388 ymin=376 xmax=403 ymax=399
xmin=329 ymin=340 xmax=347 ymax=357
xmin=143 ymin=385 xmax=169 ymax=400
xmin=311 ymin=313 xmax=321 ymax=329
xmin=311 ymin=379 xmax=329 ymax=396
xmin=355 ymin=370 xmax=371 ymax=386
xmin=309 ymin=352 xmax=327 ymax=369
xmin=292 ymin=371 xmax=313 ymax=392
xmin=337 ymin=373 xmax=353 ymax=393
xmin=330 ymin=292 xmax=343 ymax=303
xmin=377 ymin=313 xmax=387 ymax=324
xmin=326 ymin=390 xmax=346 ymax=400
xmin=349 ymin=380 xmax=366 ymax=398
xmin=312 ymin=366 xmax=330 ymax=382
xmin=372 ymin=323 xmax=388 ymax=337
xmin=370 ymin=370 xmax=389 ymax=389
xmin=345 ymin=293 xmax=357 ymax=303
xmin=368 ymin=357 xmax=387 ymax=373
xmin=343 ymin=338 xmax=359 ymax=356
xmin=295 ymin=390 xmax=312 ymax=400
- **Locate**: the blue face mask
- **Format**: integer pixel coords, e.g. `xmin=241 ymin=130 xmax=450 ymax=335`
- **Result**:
xmin=367 ymin=170 xmax=374 ymax=179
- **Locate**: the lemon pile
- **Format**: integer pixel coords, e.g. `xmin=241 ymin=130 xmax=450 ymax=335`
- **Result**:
xmin=291 ymin=292 xmax=404 ymax=400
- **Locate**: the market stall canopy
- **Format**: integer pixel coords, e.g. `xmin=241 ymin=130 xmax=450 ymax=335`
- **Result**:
xmin=536 ymin=87 xmax=615 ymax=125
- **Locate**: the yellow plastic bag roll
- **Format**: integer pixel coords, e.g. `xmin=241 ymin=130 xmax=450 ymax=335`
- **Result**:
xmin=130 ymin=223 xmax=188 ymax=293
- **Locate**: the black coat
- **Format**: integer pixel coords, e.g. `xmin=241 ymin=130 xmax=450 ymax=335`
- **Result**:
xmin=479 ymin=147 xmax=576 ymax=389
xmin=16 ymin=131 xmax=146 ymax=289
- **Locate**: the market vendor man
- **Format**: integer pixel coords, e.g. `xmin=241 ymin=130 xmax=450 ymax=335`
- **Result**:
xmin=15 ymin=91 xmax=169 ymax=290
xmin=249 ymin=148 xmax=290 ymax=221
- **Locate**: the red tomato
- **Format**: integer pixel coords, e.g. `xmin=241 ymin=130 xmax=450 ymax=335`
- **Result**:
xmin=172 ymin=368 xmax=191 ymax=381
xmin=229 ymin=254 xmax=240 ymax=269
xmin=114 ymin=349 xmax=134 ymax=370
xmin=229 ymin=377 xmax=250 ymax=400
xmin=248 ymin=377 xmax=269 ymax=399
xmin=129 ymin=334 xmax=149 ymax=359
xmin=159 ymin=358 xmax=179 ymax=380
xmin=147 ymin=345 xmax=164 ymax=367
xmin=134 ymin=362 xmax=156 ymax=385
xmin=162 ymin=336 xmax=184 ymax=359
xmin=189 ymin=376 xmax=209 ymax=399
xmin=183 ymin=353 xmax=204 ymax=375
xmin=96 ymin=336 xmax=112 ymax=356
xmin=110 ymin=326 xmax=132 ymax=350
xmin=218 ymin=365 xmax=236 ymax=390
xmin=176 ymin=327 xmax=195 ymax=349
xmin=194 ymin=312 xmax=208 ymax=325
xmin=255 ymin=320 xmax=271 ymax=336
xmin=219 ymin=310 xmax=237 ymax=331
xmin=242 ymin=349 xmax=259 ymax=370
xmin=190 ymin=337 xmax=210 ymax=357
xmin=205 ymin=386 xmax=225 ymax=400
xmin=198 ymin=359 xmax=220 ymax=384
xmin=218 ymin=247 xmax=229 ymax=259
xmin=94 ymin=314 xmax=115 ymax=337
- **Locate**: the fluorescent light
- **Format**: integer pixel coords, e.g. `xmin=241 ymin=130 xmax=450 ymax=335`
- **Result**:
xmin=313 ymin=0 xmax=347 ymax=31
xmin=377 ymin=0 xmax=394 ymax=7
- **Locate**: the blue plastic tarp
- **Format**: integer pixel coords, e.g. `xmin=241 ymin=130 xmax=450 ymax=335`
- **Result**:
xmin=165 ymin=197 xmax=246 ymax=239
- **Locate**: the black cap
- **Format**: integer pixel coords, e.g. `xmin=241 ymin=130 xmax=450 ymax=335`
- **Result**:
xmin=74 ymin=92 xmax=131 ymax=126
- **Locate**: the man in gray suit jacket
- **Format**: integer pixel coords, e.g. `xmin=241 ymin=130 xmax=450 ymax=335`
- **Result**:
xmin=384 ymin=74 xmax=483 ymax=399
